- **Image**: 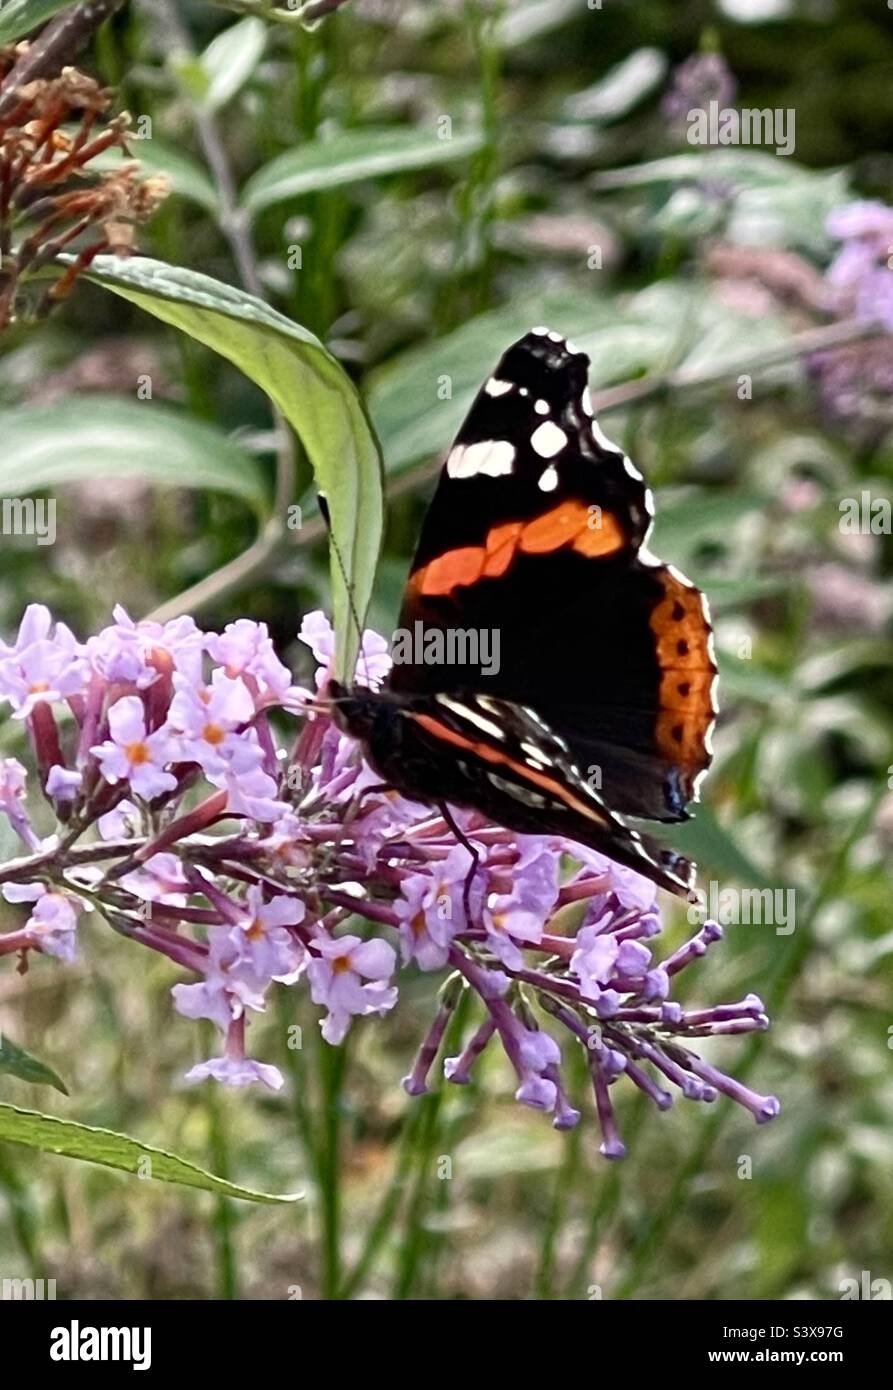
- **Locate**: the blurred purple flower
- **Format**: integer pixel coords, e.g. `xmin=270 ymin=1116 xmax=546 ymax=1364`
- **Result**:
xmin=662 ymin=52 xmax=737 ymax=128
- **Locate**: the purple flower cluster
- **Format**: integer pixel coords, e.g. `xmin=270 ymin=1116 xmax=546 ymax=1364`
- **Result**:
xmin=809 ymin=200 xmax=893 ymax=422
xmin=661 ymin=52 xmax=737 ymax=129
xmin=0 ymin=603 xmax=778 ymax=1156
xmin=826 ymin=200 xmax=893 ymax=332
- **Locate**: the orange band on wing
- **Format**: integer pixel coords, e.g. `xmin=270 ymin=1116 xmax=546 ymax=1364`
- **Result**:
xmin=649 ymin=570 xmax=717 ymax=766
xmin=407 ymin=712 xmax=607 ymax=825
xmin=410 ymin=503 xmax=624 ymax=597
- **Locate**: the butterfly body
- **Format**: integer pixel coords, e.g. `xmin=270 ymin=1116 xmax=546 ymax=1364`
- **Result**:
xmin=331 ymin=329 xmax=718 ymax=897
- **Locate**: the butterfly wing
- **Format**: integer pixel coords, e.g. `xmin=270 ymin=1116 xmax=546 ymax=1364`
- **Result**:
xmin=386 ymin=328 xmax=717 ymax=828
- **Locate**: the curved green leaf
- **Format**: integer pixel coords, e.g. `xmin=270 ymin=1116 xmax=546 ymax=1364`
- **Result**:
xmin=196 ymin=15 xmax=267 ymax=113
xmin=594 ymin=150 xmax=808 ymax=191
xmin=83 ymin=255 xmax=383 ymax=681
xmin=0 ymin=1101 xmax=301 ymax=1203
xmin=241 ymin=126 xmax=483 ymax=215
xmin=0 ymin=0 xmax=76 ymax=43
xmin=0 ymin=395 xmax=268 ymax=514
xmin=0 ymin=1035 xmax=68 ymax=1096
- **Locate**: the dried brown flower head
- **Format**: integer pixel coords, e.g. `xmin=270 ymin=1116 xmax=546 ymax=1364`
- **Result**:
xmin=0 ymin=43 xmax=168 ymax=329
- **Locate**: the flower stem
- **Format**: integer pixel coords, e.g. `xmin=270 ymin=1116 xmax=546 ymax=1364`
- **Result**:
xmin=203 ymin=1024 xmax=239 ymax=1300
xmin=534 ymin=1049 xmax=586 ymax=1298
xmin=391 ymin=988 xmax=470 ymax=1299
xmin=316 ymin=1030 xmax=348 ymax=1299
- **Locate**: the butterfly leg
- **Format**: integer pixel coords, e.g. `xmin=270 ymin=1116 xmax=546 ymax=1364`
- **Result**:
xmin=438 ymin=801 xmax=481 ymax=925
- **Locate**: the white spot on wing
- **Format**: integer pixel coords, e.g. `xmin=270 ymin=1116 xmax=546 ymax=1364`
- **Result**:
xmin=484 ymin=377 xmax=513 ymax=397
xmin=437 ymin=696 xmax=505 ymax=742
xmin=534 ymin=398 xmax=550 ymax=415
xmin=530 ymin=421 xmax=567 ymax=458
xmin=447 ymin=440 xmax=515 ymax=479
xmin=547 ymin=330 xmax=564 ymax=343
xmin=581 ymin=387 xmax=594 ymax=416
xmin=530 ymin=326 xmax=550 ymax=336
xmin=538 ymin=463 xmax=559 ymax=492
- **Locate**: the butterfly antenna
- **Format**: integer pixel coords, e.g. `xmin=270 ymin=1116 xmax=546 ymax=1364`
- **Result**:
xmin=318 ymin=493 xmax=372 ymax=689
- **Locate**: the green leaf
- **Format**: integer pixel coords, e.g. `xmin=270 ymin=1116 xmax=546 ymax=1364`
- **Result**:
xmin=241 ymin=126 xmax=483 ymax=215
xmin=197 ymin=15 xmax=267 ymax=113
xmin=594 ymin=153 xmax=847 ymax=255
xmin=0 ymin=1101 xmax=301 ymax=1203
xmin=0 ymin=1035 xmax=68 ymax=1096
xmin=0 ymin=0 xmax=75 ymax=43
xmin=0 ymin=395 xmax=268 ymax=514
xmin=83 ymin=255 xmax=384 ymax=681
xmin=651 ymin=492 xmax=771 ymax=556
xmin=667 ymin=802 xmax=777 ymax=891
xmin=594 ymin=150 xmax=810 ymax=191
xmin=563 ymin=48 xmax=667 ymax=123
xmin=499 ymin=0 xmax=579 ymax=48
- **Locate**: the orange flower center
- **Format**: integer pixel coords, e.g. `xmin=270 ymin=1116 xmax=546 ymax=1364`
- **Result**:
xmin=125 ymin=741 xmax=150 ymax=765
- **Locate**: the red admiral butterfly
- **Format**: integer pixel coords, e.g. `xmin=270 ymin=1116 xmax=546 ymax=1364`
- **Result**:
xmin=330 ymin=328 xmax=718 ymax=896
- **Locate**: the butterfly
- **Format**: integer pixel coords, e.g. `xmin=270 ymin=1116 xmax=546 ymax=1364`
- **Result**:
xmin=329 ymin=328 xmax=718 ymax=896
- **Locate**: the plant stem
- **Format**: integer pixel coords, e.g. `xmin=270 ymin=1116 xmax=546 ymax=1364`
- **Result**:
xmin=139 ymin=0 xmax=296 ymax=624
xmin=563 ymin=1093 xmax=647 ymax=1298
xmin=316 ymin=1031 xmax=348 ymax=1299
xmin=391 ymin=988 xmax=470 ymax=1299
xmin=592 ymin=315 xmax=885 ymax=415
xmin=338 ymin=1102 xmax=424 ymax=1299
xmin=0 ymin=0 xmax=127 ymax=119
xmin=204 ymin=1025 xmax=239 ymax=1299
xmin=278 ymin=994 xmax=320 ymax=1183
xmin=534 ymin=1051 xmax=585 ymax=1298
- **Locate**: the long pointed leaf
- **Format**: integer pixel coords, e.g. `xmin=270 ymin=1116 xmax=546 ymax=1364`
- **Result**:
xmin=0 ymin=1101 xmax=301 ymax=1204
xmin=241 ymin=126 xmax=483 ymax=215
xmin=82 ymin=255 xmax=384 ymax=681
xmin=0 ymin=395 xmax=268 ymax=513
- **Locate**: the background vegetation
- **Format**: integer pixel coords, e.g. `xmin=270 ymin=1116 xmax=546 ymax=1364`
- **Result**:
xmin=0 ymin=0 xmax=891 ymax=1300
